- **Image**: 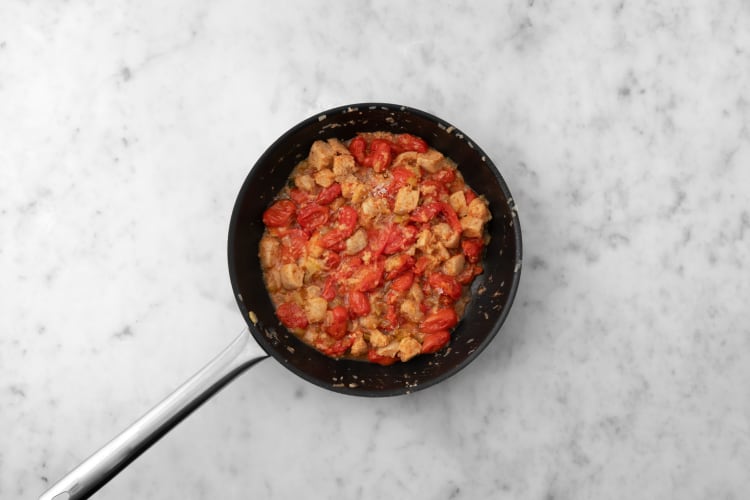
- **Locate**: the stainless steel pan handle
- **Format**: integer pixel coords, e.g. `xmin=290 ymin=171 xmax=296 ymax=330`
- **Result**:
xmin=39 ymin=329 xmax=268 ymax=500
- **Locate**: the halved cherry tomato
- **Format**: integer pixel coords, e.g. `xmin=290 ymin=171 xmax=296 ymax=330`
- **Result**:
xmin=462 ymin=238 xmax=484 ymax=264
xmin=439 ymin=202 xmax=462 ymax=234
xmin=262 ymin=199 xmax=296 ymax=227
xmin=421 ymin=330 xmax=450 ymax=354
xmin=390 ymin=271 xmax=415 ymax=292
xmin=316 ymin=183 xmax=341 ymax=205
xmin=368 ymin=226 xmax=390 ymax=257
xmin=348 ymin=136 xmax=367 ymax=165
xmin=297 ymin=203 xmax=329 ymax=232
xmin=321 ymin=276 xmax=337 ymax=301
xmin=427 ymin=272 xmax=462 ymax=300
xmin=337 ymin=205 xmax=358 ymax=236
xmin=410 ymin=202 xmax=442 ymax=224
xmin=394 ymin=133 xmax=428 ymax=154
xmin=276 ymin=302 xmax=308 ymax=329
xmin=366 ymin=139 xmax=394 ymax=173
xmin=347 ymin=290 xmax=370 ymax=317
xmin=326 ymin=305 xmax=349 ymax=339
xmin=289 ymin=188 xmax=311 ymax=205
xmin=321 ymin=334 xmax=355 ymax=357
xmin=413 ymin=256 xmax=431 ymax=276
xmin=367 ymin=349 xmax=397 ymax=366
xmin=320 ymin=229 xmax=345 ymax=249
xmin=387 ymin=166 xmax=416 ymax=195
xmin=280 ymin=229 xmax=308 ymax=261
xmin=434 ymin=168 xmax=456 ymax=185
xmin=323 ymin=250 xmax=341 ymax=269
xmin=420 ymin=308 xmax=458 ymax=333
xmin=385 ymin=254 xmax=415 ymax=280
xmin=352 ymin=262 xmax=383 ymax=292
xmin=383 ymin=224 xmax=417 ymax=255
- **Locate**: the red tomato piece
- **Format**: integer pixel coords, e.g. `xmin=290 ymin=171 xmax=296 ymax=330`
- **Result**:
xmin=347 ymin=290 xmax=371 ymax=317
xmin=421 ymin=330 xmax=450 ymax=354
xmin=434 ymin=168 xmax=456 ymax=185
xmin=367 ymin=139 xmax=393 ymax=173
xmin=289 ymin=188 xmax=311 ymax=205
xmin=352 ymin=262 xmax=383 ymax=292
xmin=413 ymin=256 xmax=431 ymax=276
xmin=280 ymin=229 xmax=308 ymax=261
xmin=320 ymin=229 xmax=346 ymax=249
xmin=386 ymin=304 xmax=400 ymax=328
xmin=439 ymin=202 xmax=463 ymax=234
xmin=428 ymin=272 xmax=462 ymax=300
xmin=367 ymin=349 xmax=397 ymax=366
xmin=464 ymin=188 xmax=477 ymax=204
xmin=387 ymin=165 xmax=416 ymax=194
xmin=316 ymin=183 xmax=341 ymax=205
xmin=321 ymin=276 xmax=337 ymax=301
xmin=390 ymin=271 xmax=414 ymax=292
xmin=321 ymin=334 xmax=355 ymax=357
xmin=348 ymin=136 xmax=367 ymax=165
xmin=420 ymin=308 xmax=458 ymax=333
xmin=461 ymin=238 xmax=484 ymax=264
xmin=337 ymin=205 xmax=358 ymax=236
xmin=385 ymin=254 xmax=415 ymax=280
xmin=326 ymin=305 xmax=349 ymax=339
xmin=394 ymin=133 xmax=428 ymax=153
xmin=276 ymin=302 xmax=308 ymax=329
xmin=323 ymin=250 xmax=341 ymax=269
xmin=410 ymin=202 xmax=442 ymax=223
xmin=368 ymin=227 xmax=390 ymax=257
xmin=262 ymin=199 xmax=296 ymax=227
xmin=297 ymin=203 xmax=329 ymax=233
xmin=383 ymin=224 xmax=417 ymax=255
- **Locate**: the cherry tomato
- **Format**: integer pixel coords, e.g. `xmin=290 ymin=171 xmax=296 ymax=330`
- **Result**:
xmin=434 ymin=168 xmax=456 ymax=185
xmin=428 ymin=272 xmax=462 ymax=300
xmin=276 ymin=302 xmax=308 ymax=329
xmin=347 ymin=290 xmax=370 ymax=317
xmin=368 ymin=227 xmax=390 ymax=257
xmin=321 ymin=276 xmax=337 ymax=301
xmin=387 ymin=166 xmax=416 ymax=195
xmin=326 ymin=305 xmax=349 ymax=339
xmin=289 ymin=188 xmax=311 ymax=205
xmin=410 ymin=202 xmax=441 ymax=223
xmin=394 ymin=133 xmax=428 ymax=153
xmin=280 ymin=229 xmax=308 ymax=261
xmin=439 ymin=202 xmax=462 ymax=234
xmin=413 ymin=256 xmax=431 ymax=276
xmin=320 ymin=229 xmax=346 ymax=249
xmin=390 ymin=271 xmax=415 ymax=292
xmin=367 ymin=349 xmax=397 ymax=366
xmin=348 ymin=136 xmax=367 ymax=165
xmin=421 ymin=330 xmax=450 ymax=354
xmin=297 ymin=203 xmax=329 ymax=232
xmin=262 ymin=200 xmax=296 ymax=227
xmin=323 ymin=250 xmax=341 ymax=269
xmin=464 ymin=188 xmax=477 ymax=204
xmin=367 ymin=139 xmax=393 ymax=173
xmin=320 ymin=334 xmax=355 ymax=357
xmin=316 ymin=183 xmax=341 ymax=205
xmin=385 ymin=254 xmax=415 ymax=280
xmin=462 ymin=238 xmax=484 ymax=264
xmin=337 ymin=205 xmax=358 ymax=236
xmin=352 ymin=262 xmax=383 ymax=292
xmin=420 ymin=308 xmax=458 ymax=333
xmin=383 ymin=224 xmax=417 ymax=255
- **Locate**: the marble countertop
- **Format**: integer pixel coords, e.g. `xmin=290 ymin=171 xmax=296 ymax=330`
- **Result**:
xmin=3 ymin=1 xmax=750 ymax=498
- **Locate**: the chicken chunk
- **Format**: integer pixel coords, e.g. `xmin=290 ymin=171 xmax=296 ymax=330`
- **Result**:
xmin=393 ymin=186 xmax=420 ymax=215
xmin=314 ymin=168 xmax=335 ymax=187
xmin=398 ymin=337 xmax=422 ymax=362
xmin=350 ymin=334 xmax=368 ymax=356
xmin=308 ymin=140 xmax=335 ymax=170
xmin=460 ymin=216 xmax=485 ymax=238
xmin=259 ymin=235 xmax=280 ymax=269
xmin=327 ymin=138 xmax=351 ymax=156
xmin=449 ymin=190 xmax=468 ymax=217
xmin=417 ymin=149 xmax=445 ymax=173
xmin=294 ymin=174 xmax=316 ymax=192
xmin=467 ymin=197 xmax=491 ymax=222
xmin=443 ymin=254 xmax=465 ymax=277
xmin=345 ymin=228 xmax=368 ymax=255
xmin=432 ymin=222 xmax=460 ymax=249
xmin=280 ymin=263 xmax=304 ymax=290
xmin=369 ymin=329 xmax=389 ymax=348
xmin=332 ymin=154 xmax=356 ymax=177
xmin=399 ymin=299 xmax=423 ymax=323
xmin=305 ymin=297 xmax=328 ymax=323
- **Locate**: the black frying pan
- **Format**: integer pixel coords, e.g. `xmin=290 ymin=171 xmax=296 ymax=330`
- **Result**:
xmin=40 ymin=103 xmax=522 ymax=499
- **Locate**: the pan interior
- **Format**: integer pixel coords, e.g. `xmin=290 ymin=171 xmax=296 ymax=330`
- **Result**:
xmin=228 ymin=104 xmax=521 ymax=396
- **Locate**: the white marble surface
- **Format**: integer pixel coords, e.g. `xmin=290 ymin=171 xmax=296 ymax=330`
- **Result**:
xmin=3 ymin=1 xmax=750 ymax=498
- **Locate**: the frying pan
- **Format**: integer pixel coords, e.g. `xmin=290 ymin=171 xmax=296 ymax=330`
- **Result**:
xmin=40 ymin=103 xmax=522 ymax=500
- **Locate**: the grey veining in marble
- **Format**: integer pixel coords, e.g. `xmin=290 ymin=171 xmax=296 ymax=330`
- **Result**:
xmin=2 ymin=1 xmax=750 ymax=499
